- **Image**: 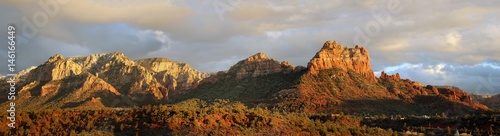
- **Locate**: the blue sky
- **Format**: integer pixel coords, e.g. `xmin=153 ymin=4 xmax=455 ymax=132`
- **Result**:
xmin=1 ymin=0 xmax=499 ymax=94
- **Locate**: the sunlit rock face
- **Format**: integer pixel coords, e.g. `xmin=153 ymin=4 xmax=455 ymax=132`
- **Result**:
xmin=307 ymin=40 xmax=376 ymax=82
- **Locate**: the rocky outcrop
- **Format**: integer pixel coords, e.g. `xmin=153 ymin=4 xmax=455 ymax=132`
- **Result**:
xmin=307 ymin=40 xmax=376 ymax=82
xmin=65 ymin=52 xmax=168 ymax=101
xmin=11 ymin=52 xmax=208 ymax=109
xmin=379 ymin=71 xmax=480 ymax=104
xmin=380 ymin=71 xmax=444 ymax=96
xmin=68 ymin=52 xmax=136 ymax=72
xmin=200 ymin=53 xmax=298 ymax=84
xmin=227 ymin=52 xmax=295 ymax=79
xmin=26 ymin=54 xmax=82 ymax=82
xmin=135 ymin=58 xmax=208 ymax=91
xmin=425 ymin=85 xmax=440 ymax=95
xmin=435 ymin=86 xmax=473 ymax=102
xmin=379 ymin=71 xmax=400 ymax=80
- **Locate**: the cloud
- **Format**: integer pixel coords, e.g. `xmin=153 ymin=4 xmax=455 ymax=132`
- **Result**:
xmin=444 ymin=32 xmax=462 ymax=49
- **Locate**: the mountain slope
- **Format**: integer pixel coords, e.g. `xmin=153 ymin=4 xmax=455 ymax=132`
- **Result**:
xmin=183 ymin=40 xmax=489 ymax=115
xmin=174 ymin=52 xmax=304 ymax=106
xmin=308 ymin=40 xmax=376 ymax=82
xmin=1 ymin=52 xmax=207 ymax=110
xmin=284 ymin=41 xmax=487 ymax=114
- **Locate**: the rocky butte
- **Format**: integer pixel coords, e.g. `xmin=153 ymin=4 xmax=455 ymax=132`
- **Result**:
xmin=307 ymin=40 xmax=377 ymax=82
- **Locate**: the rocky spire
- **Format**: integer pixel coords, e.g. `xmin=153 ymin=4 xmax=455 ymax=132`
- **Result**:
xmin=380 ymin=71 xmax=400 ymax=80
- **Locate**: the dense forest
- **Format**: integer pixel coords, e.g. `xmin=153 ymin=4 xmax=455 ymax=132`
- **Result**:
xmin=1 ymin=99 xmax=498 ymax=135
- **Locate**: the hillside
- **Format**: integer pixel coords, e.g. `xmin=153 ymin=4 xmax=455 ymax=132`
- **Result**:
xmin=174 ymin=53 xmax=305 ymax=106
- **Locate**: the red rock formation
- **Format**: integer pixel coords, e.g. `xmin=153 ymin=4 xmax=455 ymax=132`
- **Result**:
xmin=26 ymin=54 xmax=82 ymax=82
xmin=379 ymin=71 xmax=477 ymax=103
xmin=227 ymin=52 xmax=295 ymax=79
xmin=307 ymin=40 xmax=376 ymax=82
xmin=380 ymin=71 xmax=400 ymax=81
xmin=425 ymin=85 xmax=440 ymax=95
xmin=379 ymin=71 xmax=432 ymax=95
xmin=436 ymin=86 xmax=473 ymax=102
xmin=135 ymin=58 xmax=208 ymax=91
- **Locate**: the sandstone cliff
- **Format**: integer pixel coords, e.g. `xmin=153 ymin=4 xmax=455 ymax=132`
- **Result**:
xmin=135 ymin=58 xmax=208 ymax=92
xmin=307 ymin=40 xmax=376 ymax=82
xmin=379 ymin=71 xmax=429 ymax=95
xmin=8 ymin=52 xmax=208 ymax=109
xmin=16 ymin=73 xmax=122 ymax=110
xmin=26 ymin=54 xmax=82 ymax=82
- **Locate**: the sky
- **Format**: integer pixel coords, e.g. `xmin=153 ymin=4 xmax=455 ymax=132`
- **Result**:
xmin=1 ymin=0 xmax=499 ymax=95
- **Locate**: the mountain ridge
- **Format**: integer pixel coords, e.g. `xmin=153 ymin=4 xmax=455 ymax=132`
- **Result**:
xmin=1 ymin=41 xmax=491 ymax=115
xmin=1 ymin=52 xmax=208 ymax=110
xmin=177 ymin=41 xmax=489 ymax=115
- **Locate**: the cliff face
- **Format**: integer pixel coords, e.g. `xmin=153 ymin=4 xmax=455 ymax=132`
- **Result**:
xmin=379 ymin=71 xmax=475 ymax=101
xmin=307 ymin=41 xmax=376 ymax=82
xmin=434 ymin=86 xmax=473 ymax=102
xmin=273 ymin=40 xmax=489 ymax=114
xmin=16 ymin=73 xmax=122 ymax=110
xmin=8 ymin=52 xmax=208 ymax=109
xmin=135 ymin=58 xmax=208 ymax=93
xmin=26 ymin=54 xmax=82 ymax=82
